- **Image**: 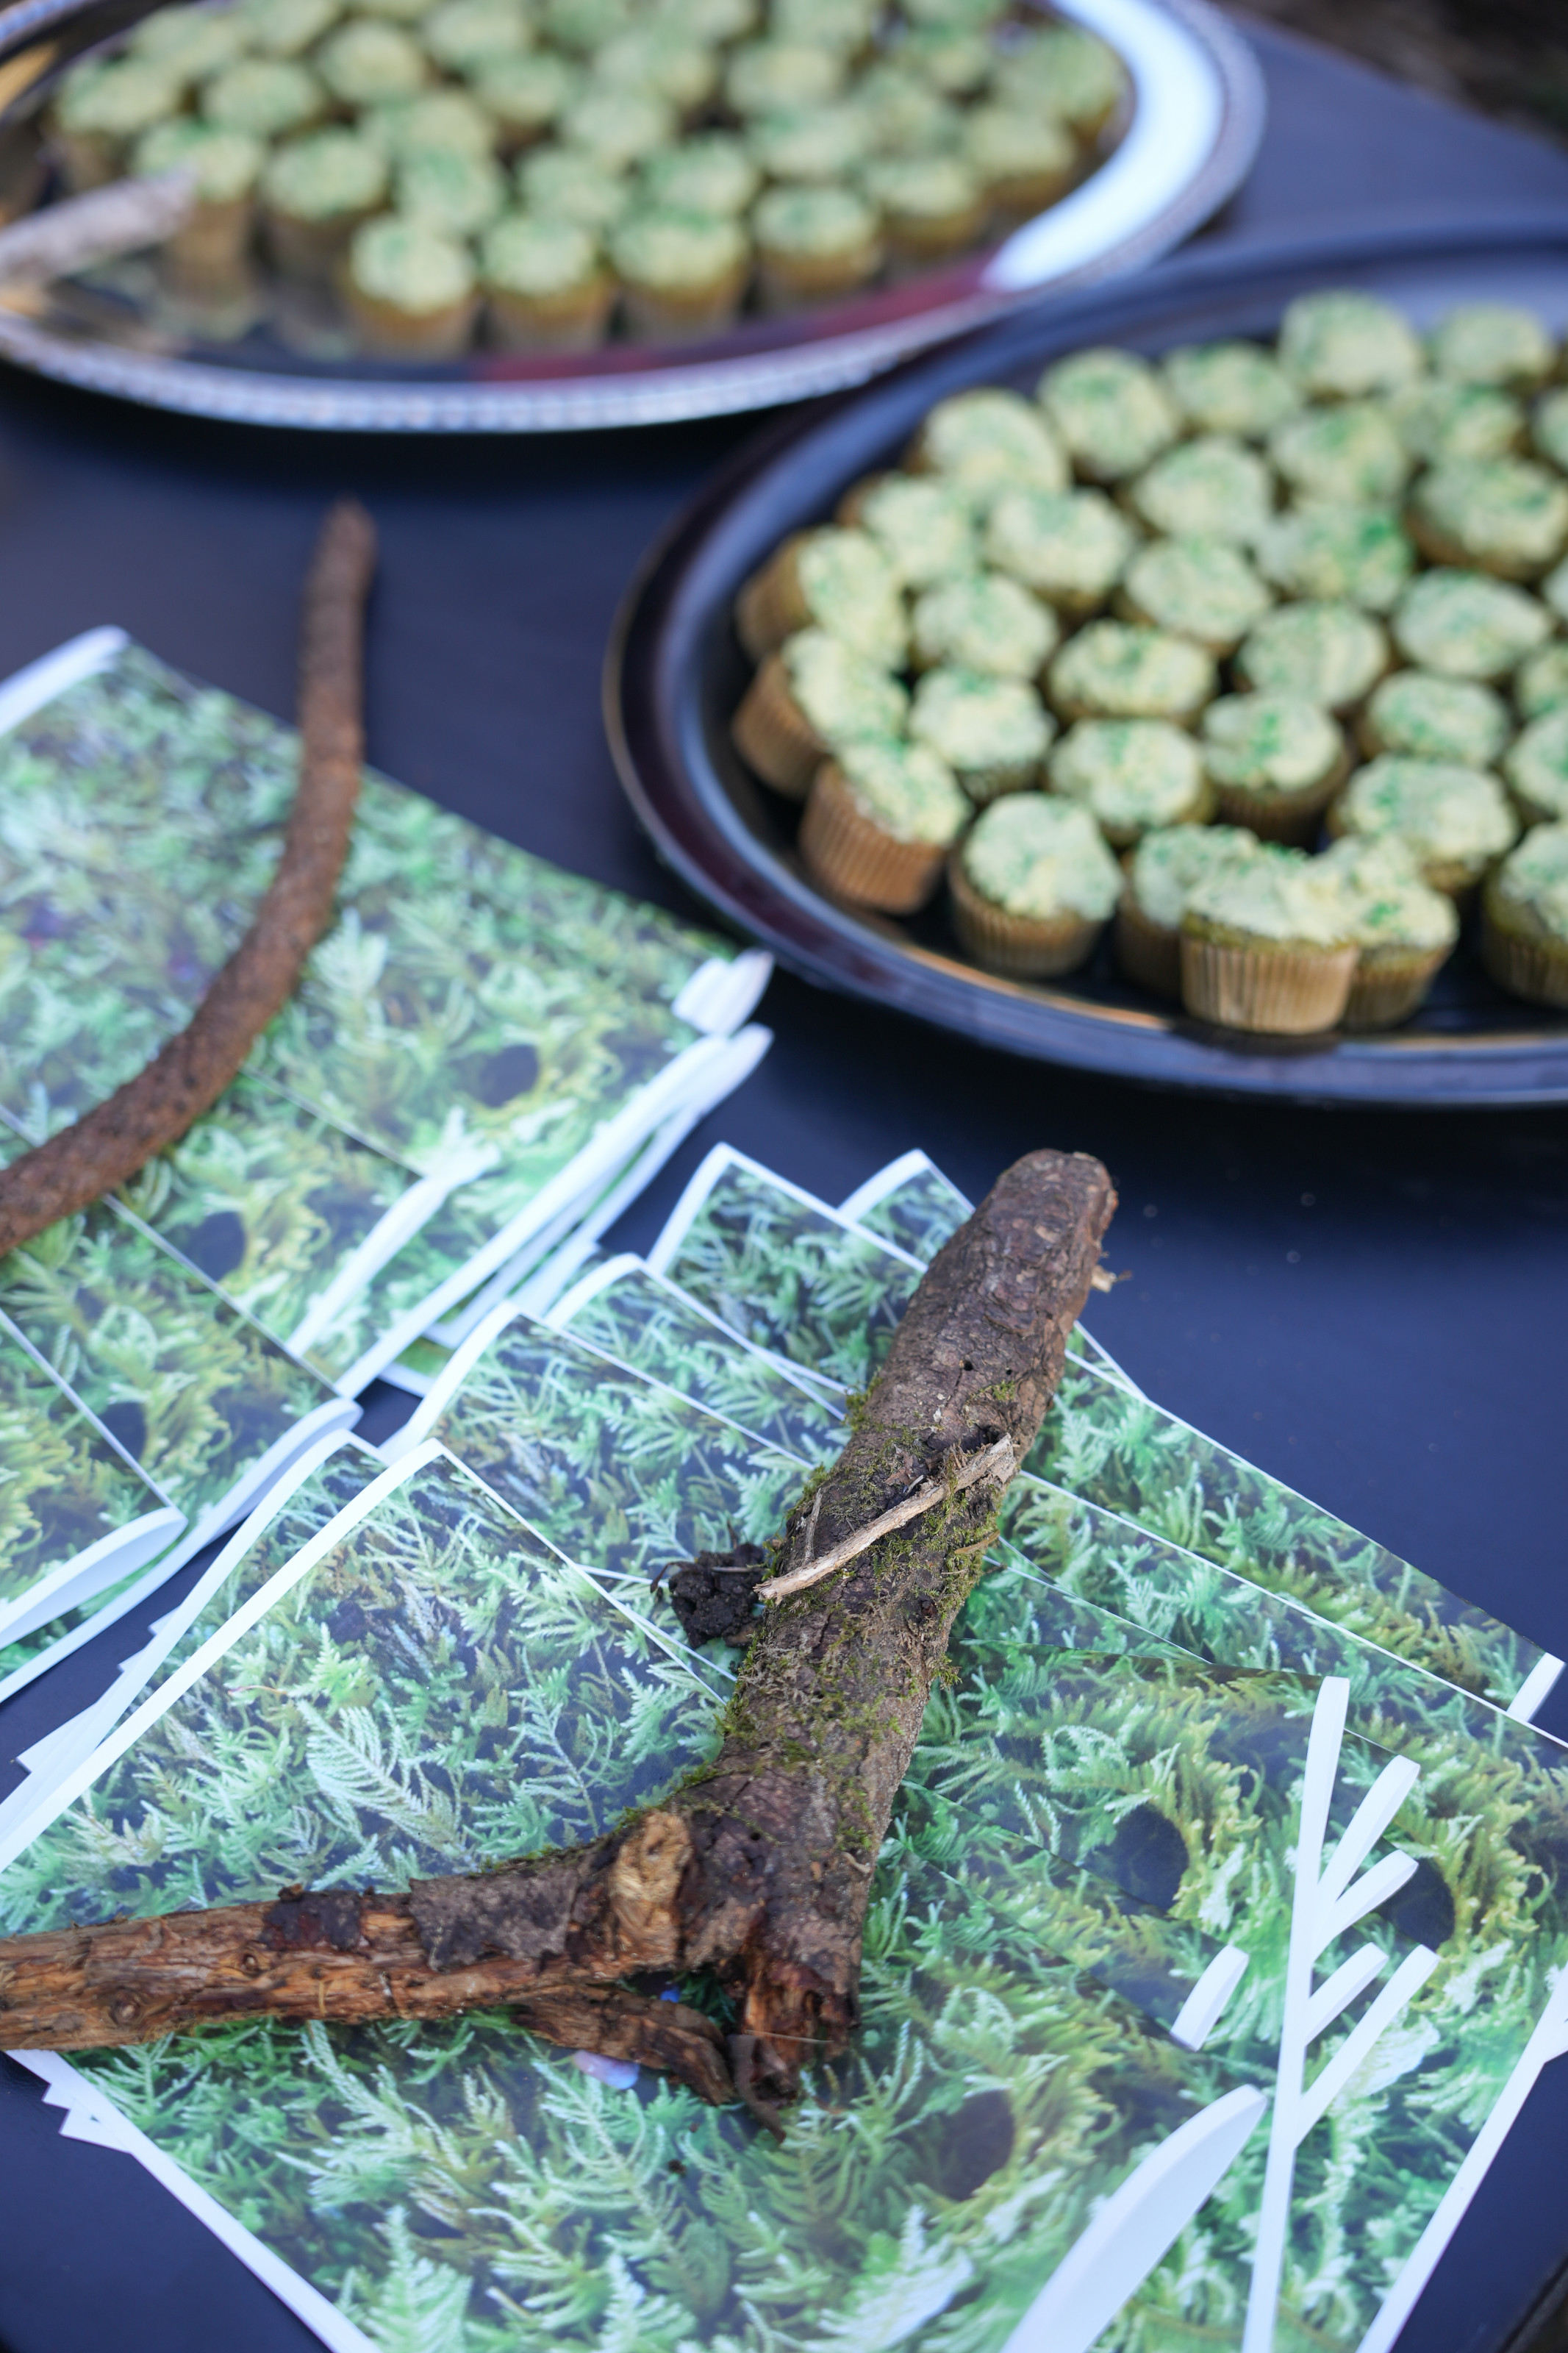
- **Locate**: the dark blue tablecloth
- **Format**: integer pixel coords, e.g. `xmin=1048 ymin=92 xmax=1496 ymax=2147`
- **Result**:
xmin=0 ymin=21 xmax=1566 ymax=2351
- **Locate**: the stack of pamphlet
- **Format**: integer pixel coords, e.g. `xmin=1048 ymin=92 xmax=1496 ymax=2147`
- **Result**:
xmin=0 ymin=631 xmax=772 ymax=1711
xmin=3 ymin=1143 xmax=1564 ymax=2353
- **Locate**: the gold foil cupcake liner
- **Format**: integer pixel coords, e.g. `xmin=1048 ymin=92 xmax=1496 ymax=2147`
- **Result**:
xmin=731 ymin=654 xmax=823 ymax=799
xmin=948 ymin=854 xmax=1103 ymax=978
xmin=1113 ymin=893 xmax=1181 ymax=998
xmin=1343 ymin=943 xmax=1450 ymax=1029
xmin=1480 ymin=907 xmax=1568 ymax=1007
xmin=1180 ymin=935 xmax=1357 ymax=1033
xmin=800 ymin=762 xmax=946 ymax=915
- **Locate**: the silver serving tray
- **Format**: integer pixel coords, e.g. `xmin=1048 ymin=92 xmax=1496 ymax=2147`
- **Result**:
xmin=0 ymin=0 xmax=1264 ymax=429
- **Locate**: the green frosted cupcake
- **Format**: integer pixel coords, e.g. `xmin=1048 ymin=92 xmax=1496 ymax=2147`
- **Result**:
xmin=517 ymin=144 xmax=628 ymax=232
xmin=854 ymin=62 xmax=953 ymax=154
xmin=422 ymin=0 xmax=531 ymax=73
xmin=1481 ymin=821 xmax=1568 ymax=1005
xmin=53 ymin=57 xmax=185 ymax=188
xmin=801 ymin=737 xmax=969 ymax=914
xmin=590 ymin=24 xmax=719 ymax=110
xmin=1004 ymin=21 xmax=1126 ymax=135
xmin=1199 ymin=690 xmax=1348 ymax=843
xmin=1410 ymin=457 xmax=1568 ymax=582
xmin=950 ymin=794 xmax=1122 ymax=978
xmin=1278 ymin=288 xmax=1425 ymax=399
xmin=1117 ymin=535 xmax=1272 ymax=657
xmin=1117 ymin=822 xmax=1260 ymax=995
xmin=737 ymin=525 xmax=906 ymax=668
xmin=562 ymin=86 xmax=677 ymax=167
xmin=731 ymin=626 xmax=908 ymax=798
xmin=609 ymin=209 xmax=750 ymax=340
xmin=752 ymin=183 xmax=881 ymax=310
xmin=133 ymin=118 xmax=265 ymax=294
xmin=1125 ymin=435 xmax=1272 ymax=545
xmin=1268 ymin=400 xmax=1411 ymax=506
xmin=654 ymin=0 xmax=758 ymax=35
xmin=1159 ymin=339 xmax=1300 ymax=440
xmin=1533 ymin=387 xmax=1568 ymax=475
xmin=961 ymin=104 xmax=1075 ymax=220
xmin=723 ymin=39 xmax=844 ymax=114
xmin=898 ymin=24 xmax=992 ymax=94
xmin=1429 ymin=303 xmax=1555 ymax=391
xmin=1234 ymin=601 xmax=1389 ymax=712
xmin=481 ymin=210 xmax=611 ymax=350
xmin=1517 ymin=643 xmax=1568 ymax=720
xmin=364 ymin=88 xmax=498 ymax=160
xmin=202 ymin=56 xmax=325 ymax=140
xmin=238 ymin=0 xmax=342 ymax=59
xmin=545 ymin=0 xmax=632 ymax=49
xmin=748 ymin=102 xmax=872 ymax=185
xmin=772 ymin=0 xmax=878 ymax=50
xmin=346 ymin=215 xmax=478 ymax=354
xmin=1181 ymin=843 xmax=1357 ymax=1033
xmin=641 ymin=133 xmax=759 ymax=216
xmin=862 ymin=152 xmax=986 ymax=269
xmin=1359 ymin=671 xmax=1511 ymax=767
xmin=1389 ymin=379 xmax=1522 ymax=467
xmin=983 ymin=485 xmax=1136 ymax=615
xmin=132 ymin=4 xmax=248 ymax=82
xmin=1391 ymin=568 xmax=1550 ymax=680
xmin=908 ymin=389 xmax=1069 ymax=506
xmin=838 ymin=473 xmax=976 ymax=588
xmin=261 ymin=128 xmax=390 ymax=279
xmin=911 ymin=667 xmax=1054 ymax=803
xmin=1315 ymin=834 xmax=1459 ymax=1027
xmin=318 ymin=21 xmax=428 ymax=106
xmin=396 ymin=145 xmax=507 ymax=236
xmin=911 ymin=574 xmax=1059 ymax=681
xmin=472 ymin=53 xmax=580 ymax=151
xmin=1256 ymin=504 xmax=1414 ymax=613
xmin=1503 ymin=708 xmax=1568 ymax=827
xmin=1328 ymin=754 xmax=1518 ymax=895
xmin=1038 ymin=347 xmax=1181 ymax=482
xmin=1048 ymin=620 xmax=1215 ymax=724
xmin=1048 ymin=717 xmax=1210 ymax=849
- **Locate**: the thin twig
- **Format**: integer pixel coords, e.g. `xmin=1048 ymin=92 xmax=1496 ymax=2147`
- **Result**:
xmin=757 ymin=1435 xmax=1015 ymax=1601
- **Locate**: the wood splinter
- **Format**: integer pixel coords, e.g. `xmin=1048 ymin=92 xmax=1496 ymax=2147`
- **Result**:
xmin=0 ymin=1146 xmax=1114 ymax=2115
xmin=0 ymin=497 xmax=377 ymax=1258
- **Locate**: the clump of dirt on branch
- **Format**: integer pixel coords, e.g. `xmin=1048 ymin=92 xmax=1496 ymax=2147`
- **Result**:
xmin=0 ymin=1147 xmax=1114 ymax=2121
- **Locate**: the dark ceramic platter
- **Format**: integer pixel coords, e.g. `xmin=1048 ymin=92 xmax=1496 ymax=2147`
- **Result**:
xmin=608 ymin=214 xmax=1568 ymax=1105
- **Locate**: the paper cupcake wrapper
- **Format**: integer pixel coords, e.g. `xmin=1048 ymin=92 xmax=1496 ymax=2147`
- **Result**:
xmin=800 ymin=762 xmax=946 ymax=915
xmin=731 ymin=654 xmax=823 ymax=799
xmin=621 ymin=266 xmax=749 ymax=349
xmin=1212 ymin=753 xmax=1346 ymax=848
xmin=487 ymin=279 xmax=614 ymax=354
xmin=343 ymin=287 xmax=479 ymax=359
xmin=948 ymin=854 xmax=1103 ymax=978
xmin=1323 ymin=801 xmax=1490 ymax=902
xmin=736 ymin=538 xmax=810 ymax=663
xmin=757 ymin=240 xmax=884 ymax=313
xmin=1181 ymin=934 xmax=1358 ymax=1034
xmin=1481 ymin=907 xmax=1568 ymax=1007
xmin=1113 ymin=893 xmax=1181 ymax=998
xmin=1343 ymin=943 xmax=1451 ymax=1030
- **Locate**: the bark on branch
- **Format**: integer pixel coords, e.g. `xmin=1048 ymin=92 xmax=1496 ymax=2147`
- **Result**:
xmin=0 ymin=1147 xmax=1115 ymax=2114
xmin=0 ymin=499 xmax=376 ymax=1256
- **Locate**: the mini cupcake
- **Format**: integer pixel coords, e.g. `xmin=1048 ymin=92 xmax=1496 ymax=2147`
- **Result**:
xmin=1517 ymin=643 xmax=1568 ymax=721
xmin=517 ymin=145 xmax=629 ymax=233
xmin=731 ymin=627 xmax=907 ymax=797
xmin=1116 ymin=823 xmax=1261 ymax=996
xmin=133 ymin=4 xmax=249 ymax=82
xmin=345 ymin=215 xmax=479 ymax=356
xmin=735 ymin=526 xmax=906 ymax=667
xmin=837 ymin=474 xmax=977 ymax=587
xmin=422 ymin=0 xmax=531 ymax=74
xmin=1278 ymin=288 xmax=1425 ymax=399
xmin=1314 ymin=835 xmax=1460 ymax=1028
xmin=1116 ymin=535 xmax=1272 ymax=657
xmin=51 ymin=57 xmax=183 ymax=190
xmin=800 ymin=737 xmax=969 ymax=914
xmin=898 ymin=25 xmax=992 ymax=94
xmin=1199 ymin=691 xmax=1349 ymax=844
xmin=238 ymin=0 xmax=341 ymax=60
xmin=910 ymin=573 xmax=1058 ymax=680
xmin=1429 ymin=303 xmax=1556 ymax=391
xmin=1533 ymin=388 xmax=1568 ymax=475
xmin=771 ymin=0 xmax=878 ymax=52
xmin=1159 ymin=338 xmax=1300 ymax=440
xmin=132 ymin=120 xmax=265 ymax=299
xmin=752 ymin=184 xmax=882 ymax=311
xmin=1004 ymin=22 xmax=1126 ymax=138
xmin=589 ymin=24 xmax=719 ymax=112
xmin=1409 ymin=457 xmax=1568 ymax=582
xmin=983 ymin=485 xmax=1136 ymax=615
xmin=1180 ymin=845 xmax=1357 ymax=1034
xmin=961 ymin=104 xmax=1075 ymax=221
xmin=545 ymin=0 xmax=634 ymax=49
xmin=642 ymin=133 xmax=759 ymax=217
xmin=1256 ymin=504 xmax=1414 ymax=614
xmin=1234 ymin=601 xmax=1389 ymax=713
xmin=747 ymin=102 xmax=872 ymax=185
xmin=262 ymin=129 xmax=390 ymax=282
xmin=1267 ymin=401 xmax=1411 ymax=507
xmin=854 ymin=61 xmax=953 ymax=154
xmin=317 ymin=21 xmax=429 ymax=107
xmin=655 ymin=0 xmax=758 ymax=35
xmin=1389 ymin=379 xmax=1522 ymax=468
xmin=907 ymin=389 xmax=1069 ymax=505
xmin=364 ymin=88 xmax=498 ymax=161
xmin=471 ymin=53 xmax=580 ymax=153
xmin=562 ymin=86 xmax=678 ymax=168
xmin=723 ymin=39 xmax=844 ymax=115
xmin=862 ymin=154 xmax=987 ymax=271
xmin=1503 ymin=708 xmax=1568 ymax=828
xmin=1358 ymin=671 xmax=1511 ymax=767
xmin=1048 ymin=620 xmax=1216 ymax=724
xmin=396 ymin=146 xmax=508 ymax=238
xmin=609 ymin=210 xmax=750 ymax=342
xmin=910 ymin=668 xmax=1053 ymax=803
xmin=950 ymin=794 xmax=1122 ymax=977
xmin=482 ymin=210 xmax=612 ymax=350
xmin=201 ymin=55 xmax=325 ymax=142
xmin=1481 ymin=821 xmax=1568 ymax=1007
xmin=1125 ymin=435 xmax=1273 ymax=546
xmin=1037 ymin=346 xmax=1181 ymax=482
xmin=1048 ymin=718 xmax=1211 ymax=849
xmin=1327 ymin=754 xmax=1519 ymax=896
xmin=1390 ymin=568 xmax=1551 ymax=682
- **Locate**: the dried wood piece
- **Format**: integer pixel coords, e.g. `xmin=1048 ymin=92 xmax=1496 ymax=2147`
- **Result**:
xmin=0 ymin=1148 xmax=1115 ymax=2110
xmin=0 ymin=499 xmax=376 ymax=1257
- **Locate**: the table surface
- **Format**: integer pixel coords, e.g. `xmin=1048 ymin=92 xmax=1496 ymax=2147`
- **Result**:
xmin=0 ymin=21 xmax=1567 ymax=2353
